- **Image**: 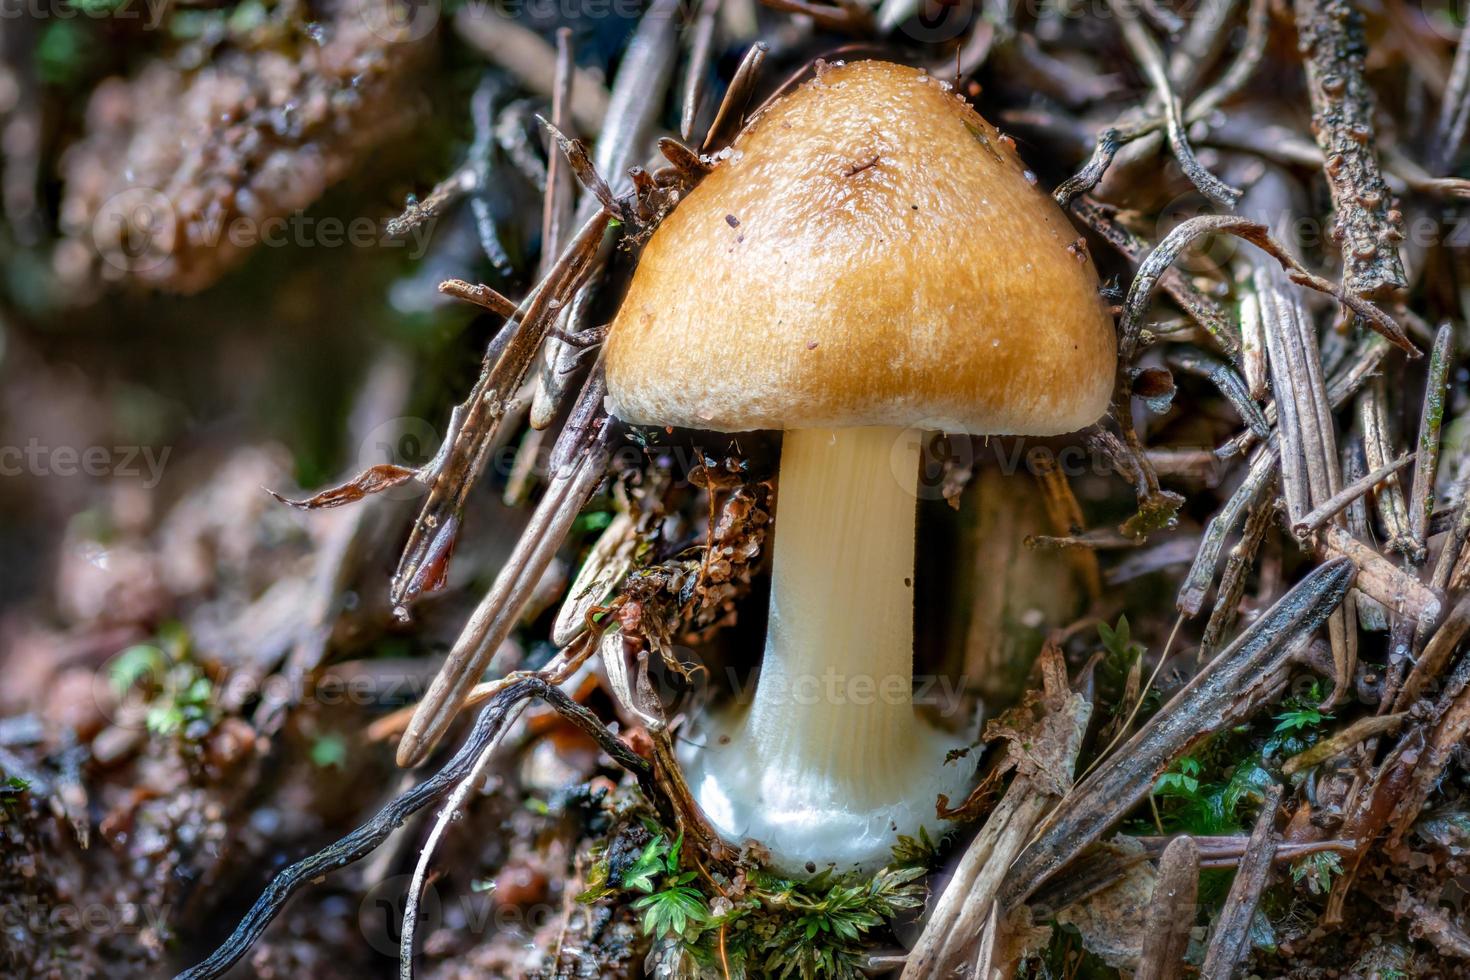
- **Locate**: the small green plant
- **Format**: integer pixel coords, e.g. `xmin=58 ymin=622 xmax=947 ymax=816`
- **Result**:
xmin=1096 ymin=616 xmax=1160 ymax=718
xmin=108 ymin=627 xmax=216 ymax=738
xmin=144 ymin=672 xmax=214 ymax=737
xmin=1274 ymin=680 xmax=1331 ymax=734
xmin=633 ymin=873 xmax=707 ymax=940
xmin=889 ymin=825 xmax=942 ymax=869
xmin=310 ymin=733 xmax=348 ymax=770
xmin=1142 ymin=745 xmax=1274 ymax=838
xmin=1274 ymin=706 xmax=1327 ymax=733
xmin=1 ymin=775 xmax=30 ymax=811
xmin=715 ymin=865 xmax=926 ymax=978
xmin=620 ymin=832 xmax=674 ymax=893
xmin=1154 ymin=756 xmax=1203 ymax=798
xmin=621 ymin=832 xmax=709 ymax=940
xmin=572 ymin=509 xmax=614 ymax=535
xmin=1291 ymin=851 xmax=1343 ymax=896
xmin=1098 ymin=615 xmax=1142 ymax=664
xmin=580 ymin=829 xmax=709 ymax=941
xmin=36 ymin=22 xmax=99 ymax=87
xmin=1269 ymin=680 xmax=1331 ymax=768
xmin=109 ymin=644 xmax=166 ymax=696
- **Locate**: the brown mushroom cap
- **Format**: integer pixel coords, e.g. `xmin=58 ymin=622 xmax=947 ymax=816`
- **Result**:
xmin=605 ymin=59 xmax=1117 ymax=435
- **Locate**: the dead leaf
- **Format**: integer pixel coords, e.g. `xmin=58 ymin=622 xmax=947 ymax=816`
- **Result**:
xmin=1056 ymin=836 xmax=1158 ymax=970
xmin=267 ymin=464 xmax=417 ymax=509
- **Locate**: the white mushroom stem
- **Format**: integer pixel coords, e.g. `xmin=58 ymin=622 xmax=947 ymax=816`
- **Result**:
xmin=751 ymin=426 xmax=925 ymax=796
xmin=687 ymin=426 xmax=970 ymax=873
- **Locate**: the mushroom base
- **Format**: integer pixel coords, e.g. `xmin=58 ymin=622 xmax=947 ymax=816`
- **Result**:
xmin=683 ymin=707 xmax=971 ymax=875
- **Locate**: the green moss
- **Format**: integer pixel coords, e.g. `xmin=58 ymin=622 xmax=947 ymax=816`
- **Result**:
xmin=580 ymin=821 xmax=929 ymax=979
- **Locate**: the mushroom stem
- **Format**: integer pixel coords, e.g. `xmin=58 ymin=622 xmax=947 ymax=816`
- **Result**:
xmin=688 ymin=426 xmax=969 ymax=873
xmin=751 ymin=426 xmax=923 ymax=795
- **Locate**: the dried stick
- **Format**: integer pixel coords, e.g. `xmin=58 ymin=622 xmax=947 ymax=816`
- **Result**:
xmin=1239 ymin=283 xmax=1268 ymax=399
xmin=1068 ymin=197 xmax=1238 ymax=356
xmin=1200 ymin=482 xmax=1275 ymax=656
xmin=1388 ymin=640 xmax=1470 ymax=846
xmin=1433 ymin=18 xmax=1470 ymax=174
xmin=1168 ymin=0 xmax=1241 ymax=93
xmin=1392 ymin=592 xmax=1470 ymax=711
xmin=1074 ymin=0 xmax=1268 ymax=204
xmin=1323 ymin=726 xmax=1426 ymax=922
xmin=759 ymin=0 xmax=873 ymax=33
xmin=368 ymin=635 xmax=596 ymax=742
xmin=1218 ymin=333 xmax=1388 ymax=462
xmin=399 ymin=703 xmax=528 ymax=978
xmin=1055 ymin=128 xmax=1125 ymax=209
xmin=540 ymin=28 xmax=577 ymax=276
xmin=1294 ymin=0 xmax=1407 ymax=299
xmin=1117 ymin=215 xmax=1416 ymax=368
xmin=1318 ymin=526 xmax=1442 ymax=626
xmin=1199 ymin=784 xmax=1283 ymax=979
xmin=703 ymin=42 xmax=769 ymax=152
xmin=392 ymin=208 xmax=612 ymax=611
xmin=1178 ymin=444 xmax=1277 ymax=616
xmin=1292 ymin=451 xmax=1416 ymax=537
xmin=1359 ymin=378 xmax=1419 ymax=559
xmin=901 ymin=646 xmax=1089 ymax=978
xmin=553 ymin=511 xmax=637 ymax=646
xmin=1164 ymin=346 xmax=1269 ymax=438
xmin=1272 ymin=227 xmax=1344 ymax=535
xmin=398 ymin=436 xmax=611 ymax=766
xmin=1064 ymin=0 xmax=1270 ymax=205
xmin=1110 ymin=0 xmax=1240 ymax=209
xmin=1408 ymin=323 xmax=1455 ymax=560
xmin=438 ymin=278 xmax=518 ymax=319
xmin=681 ymin=0 xmax=721 ymax=140
xmin=1432 ymin=492 xmax=1470 ymax=596
xmin=532 ymin=0 xmax=680 ymax=428
xmin=453 ymin=8 xmax=610 ymax=135
xmin=1343 ymin=439 xmax=1390 ymax=630
xmin=1135 ymin=836 xmax=1200 ymax=980
xmin=1254 ymin=264 xmax=1315 ymax=525
xmin=1134 ymin=835 xmax=1355 ymax=865
xmin=1282 ymin=712 xmax=1407 ymax=776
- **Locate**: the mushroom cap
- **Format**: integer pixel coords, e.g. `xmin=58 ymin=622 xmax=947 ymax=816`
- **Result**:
xmin=605 ymin=60 xmax=1117 ymax=435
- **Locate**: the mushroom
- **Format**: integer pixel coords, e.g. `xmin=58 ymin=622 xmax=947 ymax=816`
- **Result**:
xmin=604 ymin=60 xmax=1116 ymax=873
